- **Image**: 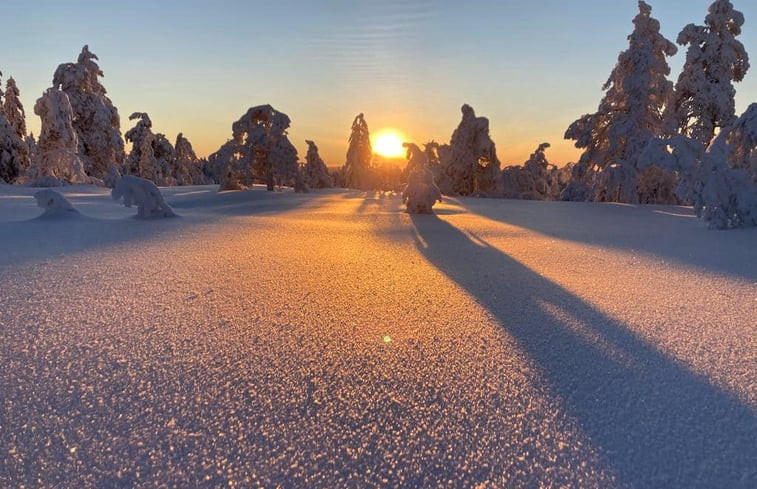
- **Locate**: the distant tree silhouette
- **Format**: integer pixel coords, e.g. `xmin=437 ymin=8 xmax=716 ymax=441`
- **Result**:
xmin=342 ymin=113 xmax=374 ymax=190
xmin=303 ymin=140 xmax=333 ymax=189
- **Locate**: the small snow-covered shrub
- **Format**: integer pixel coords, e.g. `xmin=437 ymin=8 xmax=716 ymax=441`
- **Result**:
xmin=33 ymin=189 xmax=79 ymax=217
xmin=640 ymin=104 xmax=757 ymax=229
xmin=402 ymin=143 xmax=442 ymax=214
xmin=112 ymin=175 xmax=176 ymax=219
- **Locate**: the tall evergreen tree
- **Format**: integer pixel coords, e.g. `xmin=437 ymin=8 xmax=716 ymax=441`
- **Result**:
xmin=342 ymin=113 xmax=373 ymax=190
xmin=2 ymin=77 xmax=29 ymax=172
xmin=303 ymin=140 xmax=333 ymax=189
xmin=671 ymin=0 xmax=750 ymax=147
xmin=0 ymin=72 xmax=25 ymax=182
xmin=565 ymin=1 xmax=677 ymax=203
xmin=52 ymin=45 xmax=125 ymax=179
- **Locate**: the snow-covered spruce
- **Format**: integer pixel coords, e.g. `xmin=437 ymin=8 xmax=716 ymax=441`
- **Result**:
xmin=438 ymin=104 xmax=501 ymax=196
xmin=671 ymin=0 xmax=750 ymax=147
xmin=565 ymin=1 xmax=678 ymax=204
xmin=402 ymin=143 xmax=442 ymax=214
xmin=27 ymin=88 xmax=88 ymax=186
xmin=303 ymin=140 xmax=333 ymax=189
xmin=52 ymin=45 xmax=125 ymax=179
xmin=111 ymin=175 xmax=176 ymax=219
xmin=3 ymin=77 xmax=29 ymax=173
xmin=208 ymin=105 xmax=298 ymax=191
xmin=124 ymin=112 xmax=159 ymax=183
xmin=33 ymin=189 xmax=80 ymax=218
xmin=342 ymin=113 xmax=374 ymax=190
xmin=641 ymin=103 xmax=757 ymax=229
xmin=0 ymin=72 xmax=25 ymax=183
xmin=174 ymin=133 xmax=206 ymax=185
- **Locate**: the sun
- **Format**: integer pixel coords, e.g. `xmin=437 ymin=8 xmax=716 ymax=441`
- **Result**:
xmin=372 ymin=129 xmax=406 ymax=159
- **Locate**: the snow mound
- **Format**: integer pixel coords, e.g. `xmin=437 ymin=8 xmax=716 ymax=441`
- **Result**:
xmin=111 ymin=175 xmax=176 ymax=219
xmin=402 ymin=143 xmax=442 ymax=213
xmin=33 ymin=189 xmax=80 ymax=218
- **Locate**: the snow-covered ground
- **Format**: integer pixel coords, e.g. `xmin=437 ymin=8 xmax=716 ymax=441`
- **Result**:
xmin=0 ymin=184 xmax=755 ymax=488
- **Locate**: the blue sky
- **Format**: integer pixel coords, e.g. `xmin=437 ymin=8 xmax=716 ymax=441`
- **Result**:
xmin=2 ymin=0 xmax=756 ymax=166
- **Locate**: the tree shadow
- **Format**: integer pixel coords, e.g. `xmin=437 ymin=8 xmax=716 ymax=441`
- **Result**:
xmin=0 ymin=186 xmax=333 ymax=268
xmin=410 ymin=213 xmax=757 ymax=488
xmin=454 ymin=198 xmax=757 ymax=282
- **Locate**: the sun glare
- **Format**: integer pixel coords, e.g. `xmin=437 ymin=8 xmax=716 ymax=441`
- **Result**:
xmin=372 ymin=129 xmax=406 ymax=159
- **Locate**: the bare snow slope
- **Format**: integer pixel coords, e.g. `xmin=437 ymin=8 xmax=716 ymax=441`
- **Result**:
xmin=0 ymin=185 xmax=755 ymax=488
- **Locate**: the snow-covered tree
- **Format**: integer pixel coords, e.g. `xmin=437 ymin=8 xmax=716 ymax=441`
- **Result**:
xmin=27 ymin=88 xmax=88 ymax=186
xmin=438 ymin=104 xmax=501 ymax=196
xmin=52 ymin=45 xmax=125 ymax=179
xmin=125 ymin=112 xmax=158 ymax=182
xmin=4 ymin=78 xmax=26 ymax=140
xmin=208 ymin=105 xmax=297 ymax=191
xmin=174 ymin=133 xmax=205 ymax=185
xmin=302 ymin=140 xmax=333 ymax=189
xmin=152 ymin=132 xmax=176 ymax=186
xmin=565 ymin=1 xmax=677 ymax=203
xmin=641 ymin=103 xmax=757 ymax=228
xmin=0 ymin=72 xmax=25 ymax=183
xmin=402 ymin=143 xmax=442 ymax=213
xmin=502 ymin=143 xmax=565 ymax=200
xmin=3 ymin=77 xmax=29 ymax=171
xmin=342 ymin=113 xmax=374 ymax=190
xmin=671 ymin=0 xmax=750 ymax=147
xmin=112 ymin=175 xmax=176 ymax=218
xmin=270 ymin=135 xmax=299 ymax=188
xmin=0 ymin=116 xmax=22 ymax=183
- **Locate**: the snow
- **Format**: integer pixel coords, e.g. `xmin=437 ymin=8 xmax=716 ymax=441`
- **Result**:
xmin=111 ymin=175 xmax=176 ymax=219
xmin=0 ymin=185 xmax=755 ymax=487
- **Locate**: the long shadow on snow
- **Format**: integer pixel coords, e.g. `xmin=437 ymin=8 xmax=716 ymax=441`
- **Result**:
xmin=0 ymin=188 xmax=329 ymax=268
xmin=455 ymin=197 xmax=757 ymax=282
xmin=410 ymin=213 xmax=756 ymax=489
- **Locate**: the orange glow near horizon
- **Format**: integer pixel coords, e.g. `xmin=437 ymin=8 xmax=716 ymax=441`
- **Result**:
xmin=372 ymin=129 xmax=406 ymax=159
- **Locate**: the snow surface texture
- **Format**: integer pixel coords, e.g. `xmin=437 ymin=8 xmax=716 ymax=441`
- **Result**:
xmin=111 ymin=175 xmax=176 ymax=219
xmin=402 ymin=143 xmax=442 ymax=213
xmin=0 ymin=184 xmax=754 ymax=488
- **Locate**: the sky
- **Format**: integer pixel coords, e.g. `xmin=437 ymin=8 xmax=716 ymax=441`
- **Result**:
xmin=2 ymin=0 xmax=757 ymax=167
